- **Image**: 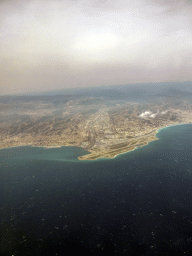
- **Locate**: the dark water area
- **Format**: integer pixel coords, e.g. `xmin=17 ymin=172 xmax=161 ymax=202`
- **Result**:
xmin=1 ymin=124 xmax=192 ymax=255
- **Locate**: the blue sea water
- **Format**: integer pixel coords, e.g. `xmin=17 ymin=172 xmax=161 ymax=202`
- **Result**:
xmin=1 ymin=124 xmax=192 ymax=255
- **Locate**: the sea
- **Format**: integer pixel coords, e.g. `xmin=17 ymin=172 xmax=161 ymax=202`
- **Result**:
xmin=1 ymin=124 xmax=192 ymax=256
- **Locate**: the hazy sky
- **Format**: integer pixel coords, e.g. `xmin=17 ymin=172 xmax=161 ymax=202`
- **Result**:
xmin=1 ymin=0 xmax=192 ymax=94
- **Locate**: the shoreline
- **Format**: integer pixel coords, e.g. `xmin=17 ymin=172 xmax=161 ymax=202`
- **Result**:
xmin=0 ymin=144 xmax=63 ymax=151
xmin=78 ymin=137 xmax=157 ymax=161
xmin=157 ymin=122 xmax=191 ymax=132
xmin=78 ymin=122 xmax=192 ymax=161
xmin=0 ymin=122 xmax=191 ymax=160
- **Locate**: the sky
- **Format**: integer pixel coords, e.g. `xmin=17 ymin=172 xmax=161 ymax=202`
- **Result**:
xmin=1 ymin=0 xmax=192 ymax=95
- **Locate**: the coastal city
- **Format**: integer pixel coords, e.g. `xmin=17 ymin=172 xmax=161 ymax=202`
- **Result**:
xmin=1 ymin=93 xmax=192 ymax=160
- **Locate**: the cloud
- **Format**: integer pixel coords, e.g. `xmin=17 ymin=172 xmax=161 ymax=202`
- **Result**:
xmin=161 ymin=110 xmax=168 ymax=115
xmin=139 ymin=111 xmax=160 ymax=118
xmin=1 ymin=0 xmax=192 ymax=94
xmin=139 ymin=111 xmax=152 ymax=118
xmin=150 ymin=113 xmax=157 ymax=118
xmin=147 ymin=0 xmax=192 ymax=14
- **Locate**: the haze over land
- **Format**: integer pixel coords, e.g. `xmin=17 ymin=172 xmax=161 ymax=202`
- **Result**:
xmin=2 ymin=2 xmax=192 ymax=253
xmin=1 ymin=1 xmax=192 ymax=159
xmin=1 ymin=0 xmax=192 ymax=95
xmin=1 ymin=83 xmax=192 ymax=160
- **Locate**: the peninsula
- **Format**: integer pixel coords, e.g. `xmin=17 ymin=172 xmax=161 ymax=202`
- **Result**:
xmin=1 ymin=92 xmax=192 ymax=160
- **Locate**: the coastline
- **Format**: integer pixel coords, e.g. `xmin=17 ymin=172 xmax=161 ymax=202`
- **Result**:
xmin=0 ymin=144 xmax=63 ymax=151
xmin=156 ymin=122 xmax=191 ymax=133
xmin=78 ymin=137 xmax=157 ymax=161
xmin=0 ymin=122 xmax=191 ymax=160
xmin=78 ymin=122 xmax=192 ymax=161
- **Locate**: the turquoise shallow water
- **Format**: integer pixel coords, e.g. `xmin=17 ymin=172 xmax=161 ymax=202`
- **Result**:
xmin=0 ymin=145 xmax=88 ymax=162
xmin=1 ymin=124 xmax=192 ymax=255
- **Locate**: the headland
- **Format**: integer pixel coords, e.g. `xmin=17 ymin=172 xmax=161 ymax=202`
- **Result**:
xmin=1 ymin=94 xmax=192 ymax=160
